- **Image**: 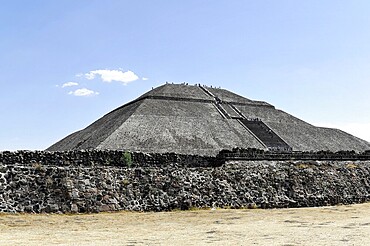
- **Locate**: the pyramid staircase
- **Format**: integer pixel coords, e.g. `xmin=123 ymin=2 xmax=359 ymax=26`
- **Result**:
xmin=47 ymin=83 xmax=370 ymax=154
xmin=239 ymin=119 xmax=292 ymax=152
xmin=199 ymin=85 xmax=291 ymax=152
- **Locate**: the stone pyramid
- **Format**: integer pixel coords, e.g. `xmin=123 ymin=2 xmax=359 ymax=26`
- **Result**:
xmin=47 ymin=83 xmax=370 ymax=155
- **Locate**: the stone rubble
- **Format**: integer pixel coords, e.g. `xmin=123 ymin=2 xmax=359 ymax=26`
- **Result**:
xmin=0 ymin=150 xmax=369 ymax=213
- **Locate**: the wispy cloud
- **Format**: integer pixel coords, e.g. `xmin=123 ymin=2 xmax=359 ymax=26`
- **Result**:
xmin=85 ymin=69 xmax=139 ymax=84
xmin=62 ymin=82 xmax=79 ymax=88
xmin=60 ymin=68 xmax=142 ymax=97
xmin=68 ymin=88 xmax=99 ymax=97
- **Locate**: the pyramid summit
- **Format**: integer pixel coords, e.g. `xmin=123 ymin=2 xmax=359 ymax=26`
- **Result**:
xmin=47 ymin=83 xmax=370 ymax=155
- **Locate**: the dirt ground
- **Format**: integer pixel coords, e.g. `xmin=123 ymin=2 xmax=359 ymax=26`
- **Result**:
xmin=1 ymin=203 xmax=369 ymax=246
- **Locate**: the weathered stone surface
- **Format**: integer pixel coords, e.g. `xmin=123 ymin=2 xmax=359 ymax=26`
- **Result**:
xmin=46 ymin=83 xmax=370 ymax=155
xmin=0 ymin=155 xmax=369 ymax=213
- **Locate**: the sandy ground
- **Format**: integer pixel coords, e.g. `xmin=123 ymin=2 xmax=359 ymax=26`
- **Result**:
xmin=1 ymin=203 xmax=370 ymax=246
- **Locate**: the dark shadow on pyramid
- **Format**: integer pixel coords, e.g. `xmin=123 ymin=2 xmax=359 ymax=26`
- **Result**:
xmin=47 ymin=83 xmax=370 ymax=156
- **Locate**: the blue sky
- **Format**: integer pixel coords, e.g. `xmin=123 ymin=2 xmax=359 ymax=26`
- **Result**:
xmin=1 ymin=0 xmax=370 ymax=150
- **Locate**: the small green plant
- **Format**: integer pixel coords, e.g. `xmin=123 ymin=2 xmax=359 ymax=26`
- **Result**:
xmin=346 ymin=163 xmax=358 ymax=169
xmin=121 ymin=179 xmax=130 ymax=186
xmin=45 ymin=177 xmax=53 ymax=186
xmin=121 ymin=151 xmax=132 ymax=167
xmin=32 ymin=162 xmax=45 ymax=172
xmin=296 ymin=163 xmax=312 ymax=169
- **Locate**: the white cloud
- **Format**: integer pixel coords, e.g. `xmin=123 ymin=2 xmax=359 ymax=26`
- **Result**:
xmin=62 ymin=82 xmax=79 ymax=88
xmin=142 ymin=77 xmax=149 ymax=81
xmin=314 ymin=122 xmax=370 ymax=143
xmin=68 ymin=88 xmax=99 ymax=97
xmin=85 ymin=69 xmax=139 ymax=84
xmin=85 ymin=72 xmax=95 ymax=80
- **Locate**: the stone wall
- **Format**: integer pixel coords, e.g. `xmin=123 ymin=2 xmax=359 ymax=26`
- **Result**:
xmin=0 ymin=150 xmax=220 ymax=168
xmin=1 ymin=150 xmax=369 ymax=213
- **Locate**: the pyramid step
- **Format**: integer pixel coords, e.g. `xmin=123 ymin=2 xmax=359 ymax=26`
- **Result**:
xmin=222 ymin=104 xmax=241 ymax=118
xmin=240 ymin=119 xmax=292 ymax=152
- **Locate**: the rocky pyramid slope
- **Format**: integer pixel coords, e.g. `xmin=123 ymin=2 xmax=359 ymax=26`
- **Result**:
xmin=47 ymin=83 xmax=370 ymax=155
